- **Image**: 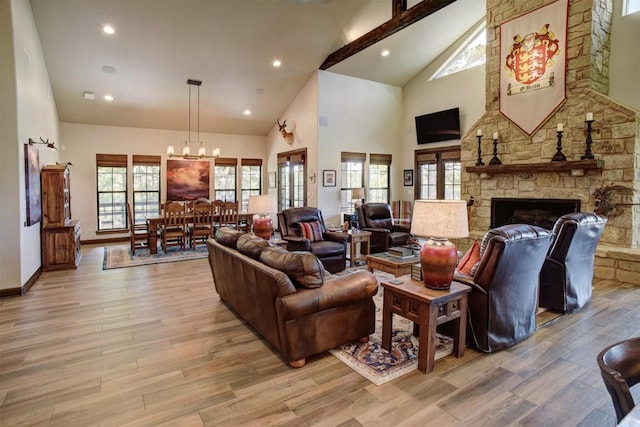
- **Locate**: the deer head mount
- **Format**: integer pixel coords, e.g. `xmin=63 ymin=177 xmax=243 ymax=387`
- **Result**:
xmin=277 ymin=119 xmax=294 ymax=145
xmin=591 ymin=183 xmax=639 ymax=217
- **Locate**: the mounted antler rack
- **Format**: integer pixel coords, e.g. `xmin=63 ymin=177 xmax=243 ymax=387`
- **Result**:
xmin=28 ymin=137 xmax=57 ymax=151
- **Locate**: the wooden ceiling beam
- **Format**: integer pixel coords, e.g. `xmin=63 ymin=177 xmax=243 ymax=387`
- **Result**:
xmin=319 ymin=0 xmax=457 ymax=70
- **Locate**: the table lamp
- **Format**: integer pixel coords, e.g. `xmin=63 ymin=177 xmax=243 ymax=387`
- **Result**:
xmin=410 ymin=200 xmax=469 ymax=290
xmin=351 ymin=188 xmax=365 ymax=208
xmin=247 ymin=194 xmax=277 ymax=240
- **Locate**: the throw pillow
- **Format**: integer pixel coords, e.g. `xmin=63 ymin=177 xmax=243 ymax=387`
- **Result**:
xmin=299 ymin=221 xmax=324 ymax=242
xmin=457 ymin=240 xmax=480 ymax=276
xmin=259 ymin=247 xmax=325 ymax=288
xmin=236 ymin=233 xmax=270 ymax=259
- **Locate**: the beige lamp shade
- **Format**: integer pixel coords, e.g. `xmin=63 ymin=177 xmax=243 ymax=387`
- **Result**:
xmin=351 ymin=188 xmax=365 ymax=200
xmin=247 ymin=194 xmax=277 ymax=215
xmin=410 ymin=200 xmax=469 ymax=239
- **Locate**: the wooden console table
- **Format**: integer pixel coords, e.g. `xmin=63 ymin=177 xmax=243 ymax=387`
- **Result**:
xmin=381 ymin=277 xmax=470 ymax=374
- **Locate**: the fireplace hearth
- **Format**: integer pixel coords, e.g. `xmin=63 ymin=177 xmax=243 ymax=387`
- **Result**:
xmin=491 ymin=198 xmax=581 ymax=230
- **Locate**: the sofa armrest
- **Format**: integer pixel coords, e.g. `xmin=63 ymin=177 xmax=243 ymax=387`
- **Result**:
xmin=283 ymin=236 xmax=311 ymax=251
xmin=324 ymin=231 xmax=348 ymax=244
xmin=277 ymin=270 xmax=378 ymax=320
xmin=392 ymin=224 xmax=411 ymax=233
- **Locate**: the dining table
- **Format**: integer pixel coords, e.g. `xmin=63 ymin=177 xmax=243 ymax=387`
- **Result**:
xmin=145 ymin=212 xmax=253 ymax=254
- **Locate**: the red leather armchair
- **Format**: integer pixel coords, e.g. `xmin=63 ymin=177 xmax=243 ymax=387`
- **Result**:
xmin=356 ymin=203 xmax=411 ymax=253
xmin=539 ymin=212 xmax=607 ymax=313
xmin=454 ymin=224 xmax=553 ymax=353
xmin=278 ymin=207 xmax=348 ymax=274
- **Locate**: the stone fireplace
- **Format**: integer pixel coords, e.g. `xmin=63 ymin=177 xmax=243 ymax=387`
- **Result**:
xmin=460 ymin=0 xmax=639 ymax=285
xmin=491 ymin=198 xmax=581 ymax=230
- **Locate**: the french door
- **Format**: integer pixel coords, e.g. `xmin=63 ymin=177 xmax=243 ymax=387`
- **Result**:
xmin=277 ymin=149 xmax=307 ymax=211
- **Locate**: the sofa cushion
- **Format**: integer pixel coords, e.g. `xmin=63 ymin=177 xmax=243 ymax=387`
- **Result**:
xmin=215 ymin=227 xmax=244 ymax=249
xmin=299 ymin=221 xmax=324 ymax=242
xmin=260 ymin=247 xmax=325 ymax=288
xmin=457 ymin=240 xmax=480 ymax=276
xmin=237 ymin=233 xmax=270 ymax=259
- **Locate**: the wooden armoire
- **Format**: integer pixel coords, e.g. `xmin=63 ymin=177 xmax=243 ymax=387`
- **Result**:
xmin=41 ymin=164 xmax=81 ymax=271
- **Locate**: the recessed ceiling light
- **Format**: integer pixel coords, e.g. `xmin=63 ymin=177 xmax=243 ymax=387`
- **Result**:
xmin=381 ymin=49 xmax=390 ymax=57
xmin=103 ymin=25 xmax=115 ymax=35
xmin=104 ymin=95 xmax=114 ymax=102
xmin=272 ymin=59 xmax=281 ymax=67
xmin=243 ymin=109 xmax=251 ymax=116
xmin=102 ymin=65 xmax=116 ymax=74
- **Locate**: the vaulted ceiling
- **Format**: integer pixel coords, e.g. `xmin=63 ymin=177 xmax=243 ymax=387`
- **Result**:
xmin=29 ymin=0 xmax=485 ymax=136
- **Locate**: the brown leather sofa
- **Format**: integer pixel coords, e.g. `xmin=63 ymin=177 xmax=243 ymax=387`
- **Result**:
xmin=454 ymin=224 xmax=553 ymax=353
xmin=207 ymin=228 xmax=377 ymax=367
xmin=278 ymin=207 xmax=348 ymax=273
xmin=356 ymin=203 xmax=411 ymax=253
xmin=539 ymin=212 xmax=607 ymax=313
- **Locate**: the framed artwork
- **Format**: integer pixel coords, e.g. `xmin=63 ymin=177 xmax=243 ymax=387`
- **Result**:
xmin=268 ymin=171 xmax=276 ymax=188
xmin=24 ymin=144 xmax=41 ymax=226
xmin=323 ymin=170 xmax=336 ymax=187
xmin=499 ymin=0 xmax=568 ymax=135
xmin=403 ymin=169 xmax=413 ymax=186
xmin=166 ymin=159 xmax=210 ymax=201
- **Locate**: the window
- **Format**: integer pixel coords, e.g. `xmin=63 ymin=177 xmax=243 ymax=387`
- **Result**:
xmin=341 ymin=152 xmax=365 ymax=213
xmin=277 ymin=149 xmax=306 ymax=211
xmin=132 ymin=155 xmax=160 ymax=225
xmin=415 ymin=147 xmax=461 ymax=200
xmin=624 ymin=0 xmax=640 ymax=15
xmin=96 ymin=154 xmax=127 ymax=231
xmin=369 ymin=153 xmax=391 ymax=204
xmin=214 ymin=158 xmax=237 ymax=202
xmin=431 ymin=24 xmax=486 ymax=80
xmin=240 ymin=158 xmax=262 ymax=212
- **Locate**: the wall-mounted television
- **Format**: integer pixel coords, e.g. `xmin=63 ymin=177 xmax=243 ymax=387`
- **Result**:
xmin=415 ymin=107 xmax=461 ymax=144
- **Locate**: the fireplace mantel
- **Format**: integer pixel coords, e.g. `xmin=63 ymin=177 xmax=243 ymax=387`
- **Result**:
xmin=465 ymin=159 xmax=603 ymax=175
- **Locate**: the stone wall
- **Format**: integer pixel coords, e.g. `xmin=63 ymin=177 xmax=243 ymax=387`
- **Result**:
xmin=461 ymin=0 xmax=639 ymax=285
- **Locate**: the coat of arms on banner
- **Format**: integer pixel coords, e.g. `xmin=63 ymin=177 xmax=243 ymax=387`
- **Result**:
xmin=500 ymin=0 xmax=568 ymax=136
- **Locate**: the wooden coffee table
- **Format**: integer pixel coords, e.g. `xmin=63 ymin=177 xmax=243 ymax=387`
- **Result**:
xmin=366 ymin=252 xmax=420 ymax=276
xmin=380 ymin=276 xmax=471 ymax=374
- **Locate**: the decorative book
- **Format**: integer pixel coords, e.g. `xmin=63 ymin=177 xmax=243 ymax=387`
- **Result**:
xmin=388 ymin=246 xmax=414 ymax=258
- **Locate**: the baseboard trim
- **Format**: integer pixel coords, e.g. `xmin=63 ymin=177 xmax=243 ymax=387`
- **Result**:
xmin=81 ymin=237 xmax=128 ymax=245
xmin=0 ymin=266 xmax=41 ymax=298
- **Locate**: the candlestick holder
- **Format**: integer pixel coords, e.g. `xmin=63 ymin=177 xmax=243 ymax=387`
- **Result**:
xmin=551 ymin=130 xmax=566 ymax=161
xmin=581 ymin=119 xmax=595 ymax=160
xmin=475 ymin=135 xmax=484 ymax=166
xmin=489 ymin=137 xmax=501 ymax=165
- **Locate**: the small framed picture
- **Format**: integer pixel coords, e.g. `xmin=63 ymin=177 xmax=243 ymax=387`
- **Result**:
xmin=268 ymin=172 xmax=276 ymax=188
xmin=323 ymin=170 xmax=336 ymax=187
xmin=403 ymin=169 xmax=413 ymax=186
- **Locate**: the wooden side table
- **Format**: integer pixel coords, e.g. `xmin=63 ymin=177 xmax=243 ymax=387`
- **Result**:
xmin=366 ymin=252 xmax=420 ymax=276
xmin=381 ymin=276 xmax=470 ymax=373
xmin=346 ymin=231 xmax=371 ymax=267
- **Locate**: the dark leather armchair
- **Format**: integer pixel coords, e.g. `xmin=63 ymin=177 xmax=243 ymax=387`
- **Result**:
xmin=356 ymin=203 xmax=411 ymax=253
xmin=597 ymin=337 xmax=640 ymax=423
xmin=454 ymin=224 xmax=553 ymax=353
xmin=539 ymin=212 xmax=607 ymax=313
xmin=278 ymin=207 xmax=348 ymax=274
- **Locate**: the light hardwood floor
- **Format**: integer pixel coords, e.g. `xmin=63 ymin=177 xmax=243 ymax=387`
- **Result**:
xmin=1 ymin=244 xmax=639 ymax=426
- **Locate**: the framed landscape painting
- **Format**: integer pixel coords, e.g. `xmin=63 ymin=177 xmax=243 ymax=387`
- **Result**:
xmin=24 ymin=143 xmax=41 ymax=226
xmin=166 ymin=159 xmax=210 ymax=201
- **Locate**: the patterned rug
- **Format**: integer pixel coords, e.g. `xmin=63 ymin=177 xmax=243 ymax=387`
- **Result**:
xmin=329 ymin=270 xmax=454 ymax=386
xmin=102 ymin=245 xmax=208 ymax=270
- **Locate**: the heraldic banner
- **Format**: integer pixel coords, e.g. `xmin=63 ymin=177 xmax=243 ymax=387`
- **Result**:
xmin=500 ymin=0 xmax=568 ymax=136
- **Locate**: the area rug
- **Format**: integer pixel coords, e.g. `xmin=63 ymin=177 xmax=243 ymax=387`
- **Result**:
xmin=102 ymin=245 xmax=208 ymax=270
xmin=329 ymin=270 xmax=454 ymax=386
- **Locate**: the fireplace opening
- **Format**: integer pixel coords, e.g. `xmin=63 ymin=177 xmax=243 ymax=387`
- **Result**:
xmin=491 ymin=198 xmax=581 ymax=229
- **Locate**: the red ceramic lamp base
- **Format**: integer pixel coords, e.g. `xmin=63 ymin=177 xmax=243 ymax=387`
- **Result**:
xmin=420 ymin=238 xmax=458 ymax=290
xmin=252 ymin=216 xmax=273 ymax=240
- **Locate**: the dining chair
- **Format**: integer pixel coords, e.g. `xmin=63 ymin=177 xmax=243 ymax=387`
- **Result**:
xmin=212 ymin=199 xmax=224 ymax=229
xmin=161 ymin=201 xmax=187 ymax=252
xmin=189 ymin=199 xmax=214 ymax=249
xmin=597 ymin=337 xmax=640 ymax=423
xmin=126 ymin=202 xmax=149 ymax=255
xmin=219 ymin=201 xmax=239 ymax=229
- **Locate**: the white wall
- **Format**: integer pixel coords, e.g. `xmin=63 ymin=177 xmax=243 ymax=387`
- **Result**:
xmin=60 ymin=122 xmax=265 ymax=240
xmin=1 ymin=0 xmax=60 ymax=291
xmin=317 ymin=70 xmax=403 ymax=227
xmin=609 ymin=0 xmax=640 ymax=111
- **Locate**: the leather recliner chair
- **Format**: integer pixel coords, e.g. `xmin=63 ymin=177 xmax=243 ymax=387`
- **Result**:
xmin=356 ymin=203 xmax=411 ymax=253
xmin=453 ymin=224 xmax=553 ymax=353
xmin=539 ymin=212 xmax=607 ymax=313
xmin=278 ymin=207 xmax=348 ymax=274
